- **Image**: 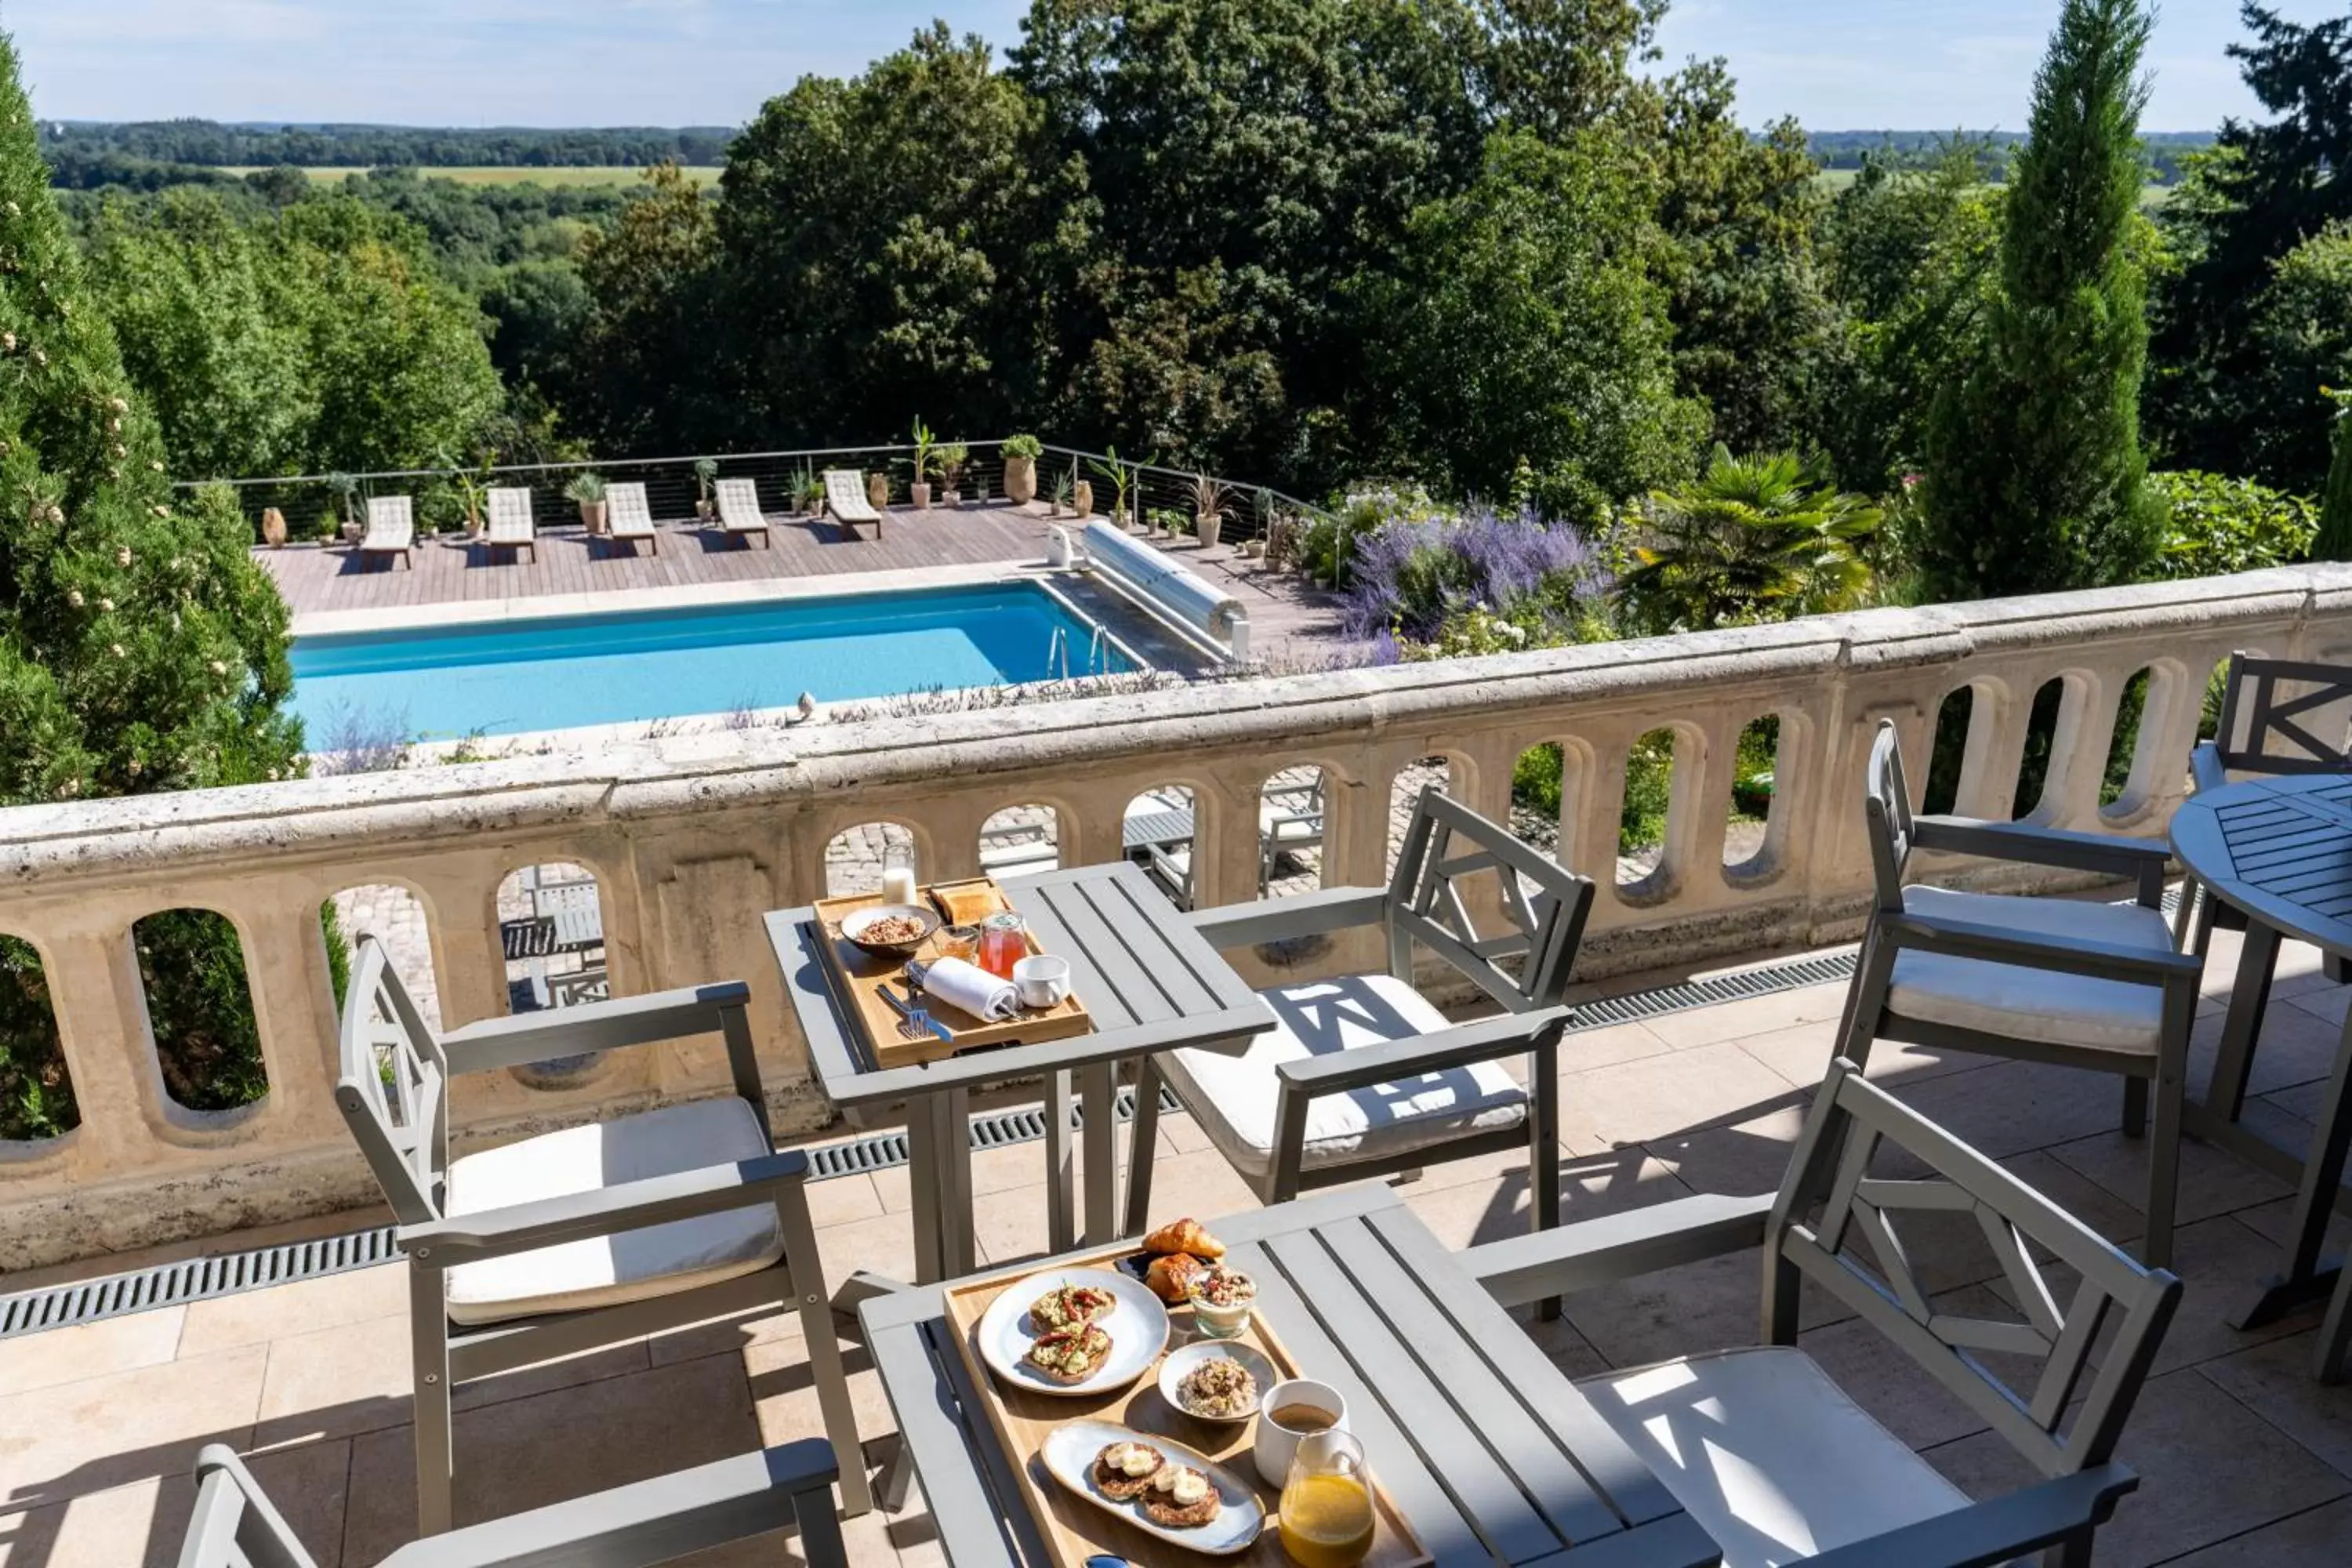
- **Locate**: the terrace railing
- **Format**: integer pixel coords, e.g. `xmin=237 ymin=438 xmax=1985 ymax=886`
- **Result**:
xmin=3 ymin=564 xmax=2350 ymax=1267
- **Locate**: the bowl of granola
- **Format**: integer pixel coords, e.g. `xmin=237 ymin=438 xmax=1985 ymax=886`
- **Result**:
xmin=838 ymin=904 xmax=941 ymax=960
xmin=1160 ymin=1341 xmax=1276 ymax=1425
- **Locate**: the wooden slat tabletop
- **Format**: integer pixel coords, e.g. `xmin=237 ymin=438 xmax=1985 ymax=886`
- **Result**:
xmin=2172 ymin=775 xmax=2352 ymax=954
xmin=860 ymin=1185 xmax=1721 ymax=1568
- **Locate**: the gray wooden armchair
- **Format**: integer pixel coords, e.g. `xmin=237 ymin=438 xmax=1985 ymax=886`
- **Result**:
xmin=1464 ymin=1058 xmax=2183 ymax=1567
xmin=1134 ymin=785 xmax=1593 ymax=1233
xmin=335 ymin=938 xmax=870 ymax=1535
xmin=1835 ymin=720 xmax=2201 ymax=1268
xmin=178 ymin=1439 xmax=845 ymax=1567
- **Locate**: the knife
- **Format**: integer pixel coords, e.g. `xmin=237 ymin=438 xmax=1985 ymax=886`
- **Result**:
xmin=877 ymin=981 xmax=952 ymax=1043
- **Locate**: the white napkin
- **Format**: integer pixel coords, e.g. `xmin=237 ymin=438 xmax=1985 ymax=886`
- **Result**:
xmin=921 ymin=956 xmax=1020 ymax=1022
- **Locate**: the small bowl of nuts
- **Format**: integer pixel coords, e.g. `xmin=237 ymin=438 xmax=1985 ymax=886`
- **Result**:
xmin=1160 ymin=1340 xmax=1277 ymax=1425
xmin=838 ymin=904 xmax=942 ymax=960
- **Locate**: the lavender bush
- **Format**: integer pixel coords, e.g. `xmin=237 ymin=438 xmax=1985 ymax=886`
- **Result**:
xmin=1339 ymin=501 xmax=1615 ymax=644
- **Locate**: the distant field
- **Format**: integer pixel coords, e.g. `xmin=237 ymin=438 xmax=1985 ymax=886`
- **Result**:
xmin=1813 ymin=167 xmax=2176 ymax=207
xmin=216 ymin=165 xmax=722 ymax=188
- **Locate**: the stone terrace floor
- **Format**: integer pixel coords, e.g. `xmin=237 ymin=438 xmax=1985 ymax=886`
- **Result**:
xmin=5 ymin=916 xmax=2352 ymax=1565
xmin=252 ymin=503 xmax=1353 ymax=662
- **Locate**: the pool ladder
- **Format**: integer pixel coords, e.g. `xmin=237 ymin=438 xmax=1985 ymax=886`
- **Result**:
xmin=1047 ymin=625 xmax=1113 ymax=680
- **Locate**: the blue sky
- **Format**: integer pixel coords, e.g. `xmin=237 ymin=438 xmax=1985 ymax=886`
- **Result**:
xmin=9 ymin=2 xmax=2345 ymax=132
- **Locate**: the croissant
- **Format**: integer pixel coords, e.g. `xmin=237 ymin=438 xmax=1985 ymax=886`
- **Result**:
xmin=1142 ymin=1217 xmax=1225 ymax=1260
xmin=1145 ymin=1252 xmax=1209 ymax=1304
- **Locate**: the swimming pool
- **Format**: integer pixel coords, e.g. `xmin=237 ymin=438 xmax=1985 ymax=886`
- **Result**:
xmin=290 ymin=583 xmax=1135 ymax=742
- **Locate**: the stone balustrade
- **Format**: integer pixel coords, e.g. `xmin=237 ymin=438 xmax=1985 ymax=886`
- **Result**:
xmin=5 ymin=564 xmax=2350 ymax=1269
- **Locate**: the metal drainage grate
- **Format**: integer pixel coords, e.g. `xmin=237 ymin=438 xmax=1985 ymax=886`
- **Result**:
xmin=0 ymin=939 xmax=1886 ymax=1340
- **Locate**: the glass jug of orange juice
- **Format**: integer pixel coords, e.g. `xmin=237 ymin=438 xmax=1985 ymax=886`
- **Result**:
xmin=1277 ymin=1429 xmax=1375 ymax=1567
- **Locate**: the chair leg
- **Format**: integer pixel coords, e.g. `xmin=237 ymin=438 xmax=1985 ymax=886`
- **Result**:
xmin=1831 ymin=929 xmax=1893 ymax=1076
xmin=771 ymin=1205 xmax=877 ymax=1519
xmin=409 ymin=1266 xmax=455 ymax=1536
xmin=1532 ymin=1055 xmax=1563 ymax=1321
xmin=2042 ymin=1530 xmax=2095 ymax=1568
xmin=2145 ymin=1059 xmax=2184 ymax=1273
xmin=2318 ymin=1261 xmax=2352 ymax=1383
xmin=2122 ymin=1075 xmax=2148 ymax=1138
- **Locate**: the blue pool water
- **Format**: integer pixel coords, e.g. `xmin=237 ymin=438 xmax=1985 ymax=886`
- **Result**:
xmin=291 ymin=583 xmax=1133 ymax=742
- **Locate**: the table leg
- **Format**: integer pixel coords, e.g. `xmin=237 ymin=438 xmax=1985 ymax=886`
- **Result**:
xmin=1080 ymin=1062 xmax=1117 ymax=1246
xmin=1124 ymin=1057 xmax=1164 ymax=1240
xmin=2235 ymin=1004 xmax=2352 ymax=1330
xmin=936 ymin=1087 xmax=977 ymax=1279
xmin=905 ymin=1099 xmax=946 ymax=1287
xmin=2205 ymin=919 xmax=2281 ymax=1121
xmin=1046 ymin=1068 xmax=1075 ymax=1254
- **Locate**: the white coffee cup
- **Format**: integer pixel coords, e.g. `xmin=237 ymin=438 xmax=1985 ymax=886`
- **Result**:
xmin=1012 ymin=953 xmax=1071 ymax=1009
xmin=1253 ymin=1377 xmax=1348 ymax=1487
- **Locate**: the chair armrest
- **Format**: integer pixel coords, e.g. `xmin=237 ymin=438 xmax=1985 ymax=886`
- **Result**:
xmin=1188 ymin=886 xmax=1388 ymax=949
xmin=1884 ymin=909 xmax=2202 ymax=986
xmin=437 ymin=981 xmax=752 ymax=1076
xmin=399 ymin=1149 xmax=810 ymax=1265
xmin=187 ymin=1445 xmax=311 ymax=1568
xmin=1461 ymin=1192 xmax=1776 ymax=1310
xmin=1798 ymin=1464 xmax=2138 ymax=1568
xmin=1274 ymin=1007 xmax=1570 ymax=1095
xmin=1911 ymin=815 xmax=2172 ymax=880
xmin=2190 ymin=740 xmax=2228 ymax=795
xmin=376 ymin=1440 xmax=840 ymax=1568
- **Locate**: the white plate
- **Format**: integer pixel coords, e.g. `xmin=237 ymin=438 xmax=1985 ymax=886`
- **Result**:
xmin=1038 ymin=1417 xmax=1267 ymax=1556
xmin=1158 ymin=1340 xmax=1279 ymax=1425
xmin=975 ymin=1267 xmax=1168 ymax=1398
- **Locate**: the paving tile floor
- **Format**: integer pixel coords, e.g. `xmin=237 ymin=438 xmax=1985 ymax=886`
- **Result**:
xmin=5 ymin=921 xmax=2351 ymax=1565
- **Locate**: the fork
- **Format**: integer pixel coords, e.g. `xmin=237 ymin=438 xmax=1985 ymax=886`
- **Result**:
xmin=903 ymin=963 xmax=938 ymax=1040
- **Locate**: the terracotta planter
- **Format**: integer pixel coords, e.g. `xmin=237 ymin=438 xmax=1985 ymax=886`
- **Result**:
xmin=1004 ymin=454 xmax=1037 ymax=504
xmin=579 ymin=500 xmax=608 ymax=535
xmin=1072 ymin=480 xmax=1093 ymax=517
xmin=1197 ymin=511 xmax=1223 ymax=549
xmin=260 ymin=506 xmax=288 ymax=547
xmin=867 ymin=472 xmax=890 ymax=510
xmin=911 ymin=481 xmax=932 ymax=510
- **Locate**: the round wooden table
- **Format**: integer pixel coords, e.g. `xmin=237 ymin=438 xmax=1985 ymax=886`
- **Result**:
xmin=2171 ymin=773 xmax=2352 ymax=1377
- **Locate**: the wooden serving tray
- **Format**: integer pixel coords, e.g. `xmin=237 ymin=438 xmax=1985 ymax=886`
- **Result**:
xmin=811 ymin=879 xmax=1092 ymax=1068
xmin=942 ymin=1247 xmax=1432 ymax=1568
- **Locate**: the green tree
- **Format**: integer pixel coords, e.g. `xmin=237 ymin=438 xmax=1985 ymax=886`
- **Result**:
xmin=1360 ymin=131 xmax=1703 ymax=526
xmin=573 ymin=162 xmax=724 ymax=454
xmin=2318 ymin=389 xmax=2352 ymax=561
xmin=0 ymin=28 xmax=303 ymax=1138
xmin=1920 ymin=0 xmax=2163 ymax=601
xmin=1619 ymin=445 xmax=1881 ymax=632
xmin=2239 ymin=223 xmax=2352 ymax=489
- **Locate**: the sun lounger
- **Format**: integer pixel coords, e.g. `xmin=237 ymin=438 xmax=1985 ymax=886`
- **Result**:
xmin=822 ymin=468 xmax=882 ymax=539
xmin=713 ymin=477 xmax=771 ymax=547
xmin=483 ymin=486 xmax=536 ymax=562
xmin=605 ymin=481 xmax=658 ymax=554
xmin=358 ymin=495 xmax=415 ymax=568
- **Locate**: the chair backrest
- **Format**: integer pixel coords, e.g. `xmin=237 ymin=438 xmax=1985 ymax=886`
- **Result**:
xmin=1766 ymin=1058 xmax=2181 ymax=1476
xmin=1385 ymin=784 xmax=1595 ymax=1011
xmin=2210 ymin=652 xmax=2352 ymax=776
xmin=333 ymin=936 xmax=448 ymax=1226
xmin=1861 ymin=719 xmax=1915 ymax=916
xmin=183 ymin=1446 xmax=318 ymax=1568
xmin=485 ymin=486 xmax=534 ymax=538
xmin=607 ymin=481 xmax=653 ymax=531
xmin=365 ymin=495 xmax=412 ymax=533
xmin=823 ymin=469 xmax=872 ymax=514
xmin=716 ymin=477 xmax=761 ymax=522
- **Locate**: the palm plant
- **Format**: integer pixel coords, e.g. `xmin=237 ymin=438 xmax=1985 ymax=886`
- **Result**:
xmin=1619 ymin=446 xmax=1881 ymax=633
xmin=692 ymin=456 xmax=720 ymax=517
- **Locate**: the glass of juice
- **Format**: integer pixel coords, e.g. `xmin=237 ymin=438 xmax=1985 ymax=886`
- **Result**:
xmin=1278 ymin=1428 xmax=1375 ymax=1567
xmin=978 ymin=912 xmax=1027 ymax=979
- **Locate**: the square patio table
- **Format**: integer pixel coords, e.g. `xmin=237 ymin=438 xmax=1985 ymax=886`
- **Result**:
xmin=766 ymin=860 xmax=1276 ymax=1284
xmin=859 ymin=1183 xmax=1722 ymax=1566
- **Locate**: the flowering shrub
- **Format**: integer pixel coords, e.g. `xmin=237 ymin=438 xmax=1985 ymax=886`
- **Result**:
xmin=1338 ymin=500 xmax=1615 ymax=645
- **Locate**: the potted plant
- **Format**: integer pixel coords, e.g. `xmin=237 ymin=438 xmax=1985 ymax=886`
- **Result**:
xmin=1189 ymin=471 xmax=1231 ymax=549
xmin=1049 ymin=469 xmax=1073 ymax=517
xmin=866 ymin=470 xmax=890 ymax=510
xmin=565 ymin=471 xmax=608 ymax=534
xmin=1091 ymin=448 xmax=1131 ymax=529
xmin=444 ymin=449 xmax=489 ymax=537
xmin=1070 ymin=463 xmax=1093 ymax=518
xmin=789 ymin=462 xmax=815 ymax=516
xmin=800 ymin=469 xmax=828 ymax=514
xmin=1003 ymin=434 xmax=1043 ymax=505
xmin=325 ymin=472 xmax=361 ymax=540
xmin=938 ymin=443 xmax=968 ymax=506
xmin=693 ymin=456 xmax=719 ymax=519
xmin=909 ymin=418 xmax=938 ymax=510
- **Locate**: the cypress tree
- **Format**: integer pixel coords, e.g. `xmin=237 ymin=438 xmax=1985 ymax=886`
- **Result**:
xmin=0 ymin=31 xmax=303 ymax=1136
xmin=2318 ymin=390 xmax=2352 ymax=561
xmin=1919 ymin=0 xmax=2163 ymax=601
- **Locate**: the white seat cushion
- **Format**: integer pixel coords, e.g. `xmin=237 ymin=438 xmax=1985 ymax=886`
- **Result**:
xmin=1886 ymin=885 xmax=2173 ymax=1055
xmin=1578 ymin=1347 xmax=1975 ymax=1567
xmin=1160 ymin=973 xmax=1526 ymax=1181
xmin=442 ymin=1097 xmax=785 ymax=1327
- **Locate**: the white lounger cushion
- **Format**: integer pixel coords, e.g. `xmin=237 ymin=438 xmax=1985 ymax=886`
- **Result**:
xmin=442 ymin=1096 xmax=784 ymax=1326
xmin=1160 ymin=972 xmax=1525 ymax=1181
xmin=1885 ymin=884 xmax=2172 ymax=1055
xmin=1579 ymin=1347 xmax=1976 ymax=1567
